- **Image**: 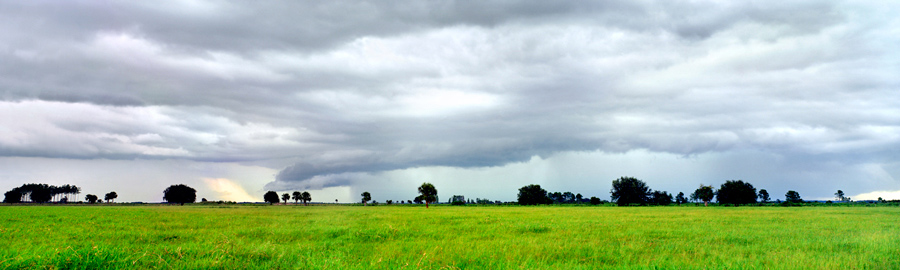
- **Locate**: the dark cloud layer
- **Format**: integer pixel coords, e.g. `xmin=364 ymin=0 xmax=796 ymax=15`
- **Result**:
xmin=1 ymin=1 xmax=898 ymax=194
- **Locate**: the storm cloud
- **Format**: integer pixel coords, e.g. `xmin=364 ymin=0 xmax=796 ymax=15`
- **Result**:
xmin=1 ymin=1 xmax=898 ymax=201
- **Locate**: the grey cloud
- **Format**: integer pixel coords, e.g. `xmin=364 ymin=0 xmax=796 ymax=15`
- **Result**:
xmin=0 ymin=1 xmax=639 ymax=54
xmin=1 ymin=1 xmax=898 ymax=194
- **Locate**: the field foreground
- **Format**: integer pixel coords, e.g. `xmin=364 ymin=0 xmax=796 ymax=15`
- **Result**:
xmin=1 ymin=205 xmax=898 ymax=269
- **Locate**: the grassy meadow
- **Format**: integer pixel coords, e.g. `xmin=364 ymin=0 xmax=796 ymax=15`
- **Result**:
xmin=1 ymin=204 xmax=899 ymax=269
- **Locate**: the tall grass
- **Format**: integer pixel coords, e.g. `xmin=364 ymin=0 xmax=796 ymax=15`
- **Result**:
xmin=1 ymin=205 xmax=898 ymax=269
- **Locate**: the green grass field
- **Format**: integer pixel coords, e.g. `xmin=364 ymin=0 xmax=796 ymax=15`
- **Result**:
xmin=1 ymin=204 xmax=898 ymax=269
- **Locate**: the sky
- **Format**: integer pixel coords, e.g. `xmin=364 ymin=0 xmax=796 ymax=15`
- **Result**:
xmin=1 ymin=1 xmax=899 ymax=203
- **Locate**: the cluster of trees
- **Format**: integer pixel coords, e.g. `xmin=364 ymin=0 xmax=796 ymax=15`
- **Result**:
xmin=512 ymin=177 xmax=815 ymax=207
xmin=3 ymin=183 xmax=117 ymax=204
xmin=356 ymin=183 xmax=439 ymax=207
xmin=82 ymin=192 xmax=118 ymax=204
xmin=517 ymin=184 xmax=605 ymax=205
xmin=449 ymin=196 xmax=503 ymax=205
xmin=4 ymin=184 xmax=81 ymax=203
xmin=292 ymin=191 xmax=312 ymax=205
xmin=834 ymin=190 xmax=851 ymax=202
xmin=261 ymin=190 xmax=312 ymax=205
xmin=608 ymin=177 xmax=806 ymax=206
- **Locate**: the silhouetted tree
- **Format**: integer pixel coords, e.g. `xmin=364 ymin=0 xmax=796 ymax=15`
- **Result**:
xmin=56 ymin=184 xmax=80 ymax=203
xmin=105 ymin=191 xmax=118 ymax=203
xmin=589 ymin=196 xmax=602 ymax=205
xmin=611 ymin=177 xmax=651 ymax=206
xmin=518 ymin=184 xmax=551 ymax=205
xmin=716 ymin=180 xmax=757 ymax=205
xmin=292 ymin=191 xmax=301 ymax=204
xmin=5 ymin=183 xmax=83 ymax=203
xmin=163 ymin=184 xmax=197 ymax=205
xmin=281 ymin=193 xmax=290 ymax=204
xmin=450 ymin=195 xmax=465 ymax=205
xmin=758 ymin=189 xmax=770 ymax=203
xmin=418 ymin=183 xmax=438 ymax=208
xmin=562 ymin=192 xmax=575 ymax=203
xmin=834 ymin=190 xmax=850 ymax=202
xmin=785 ymin=190 xmax=802 ymax=203
xmin=4 ymin=190 xmax=22 ymax=203
xmin=264 ymin=191 xmax=279 ymax=205
xmin=413 ymin=196 xmax=423 ymax=204
xmin=301 ymin=191 xmax=311 ymax=206
xmin=85 ymin=194 xmax=99 ymax=204
xmin=651 ymin=191 xmax=673 ymax=206
xmin=692 ymin=185 xmax=716 ymax=206
xmin=675 ymin=192 xmax=688 ymax=205
xmin=361 ymin=191 xmax=371 ymax=205
xmin=575 ymin=193 xmax=583 ymax=203
xmin=30 ymin=185 xmax=52 ymax=203
xmin=546 ymin=192 xmax=559 ymax=203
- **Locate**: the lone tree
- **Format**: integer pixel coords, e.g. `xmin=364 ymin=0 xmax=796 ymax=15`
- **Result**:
xmin=163 ymin=184 xmax=196 ymax=205
xmin=301 ymin=191 xmax=311 ymax=206
xmin=610 ymin=176 xmax=651 ymax=206
xmin=361 ymin=191 xmax=371 ymax=206
xmin=716 ymin=180 xmax=757 ymax=205
xmin=785 ymin=190 xmax=802 ymax=203
xmin=85 ymin=194 xmax=99 ymax=204
xmin=517 ymin=184 xmax=551 ymax=205
xmin=758 ymin=189 xmax=770 ymax=203
xmin=292 ymin=191 xmax=301 ymax=204
xmin=675 ymin=192 xmax=688 ymax=205
xmin=834 ymin=190 xmax=850 ymax=202
xmin=692 ymin=185 xmax=716 ymax=206
xmin=263 ymin=191 xmax=279 ymax=205
xmin=418 ymin=183 xmax=438 ymax=208
xmin=651 ymin=190 xmax=673 ymax=206
xmin=105 ymin=191 xmax=118 ymax=203
xmin=281 ymin=193 xmax=290 ymax=204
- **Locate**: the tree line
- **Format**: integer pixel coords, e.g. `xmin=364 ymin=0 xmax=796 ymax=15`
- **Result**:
xmin=3 ymin=179 xmax=887 ymax=206
xmin=3 ymin=183 xmax=117 ymax=204
xmin=517 ymin=177 xmax=812 ymax=207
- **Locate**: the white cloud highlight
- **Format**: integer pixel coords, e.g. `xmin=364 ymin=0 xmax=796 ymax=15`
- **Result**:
xmin=202 ymin=178 xmax=258 ymax=202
